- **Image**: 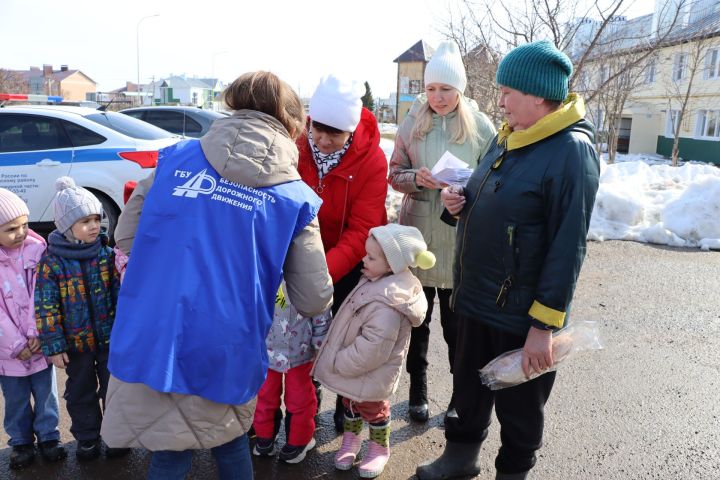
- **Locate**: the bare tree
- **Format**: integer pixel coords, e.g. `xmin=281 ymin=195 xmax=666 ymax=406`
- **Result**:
xmin=661 ymin=31 xmax=717 ymax=166
xmin=440 ymin=0 xmax=688 ymax=115
xmin=0 ymin=69 xmax=28 ymax=94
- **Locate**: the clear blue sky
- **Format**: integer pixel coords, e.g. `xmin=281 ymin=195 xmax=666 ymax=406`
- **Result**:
xmin=2 ymin=0 xmax=653 ymax=98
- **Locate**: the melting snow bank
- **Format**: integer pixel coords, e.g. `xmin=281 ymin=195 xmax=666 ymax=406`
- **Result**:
xmin=589 ymin=156 xmax=720 ymax=251
xmin=378 ymin=133 xmax=719 ymax=251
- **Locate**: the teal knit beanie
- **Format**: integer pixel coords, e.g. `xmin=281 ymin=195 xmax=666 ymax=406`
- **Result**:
xmin=496 ymin=40 xmax=573 ymax=101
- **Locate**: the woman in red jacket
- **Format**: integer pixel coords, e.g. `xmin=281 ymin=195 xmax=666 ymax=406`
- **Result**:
xmin=297 ymin=75 xmax=388 ymax=432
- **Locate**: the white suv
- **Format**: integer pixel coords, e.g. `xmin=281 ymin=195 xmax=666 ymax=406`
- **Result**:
xmin=0 ymin=105 xmax=180 ymax=238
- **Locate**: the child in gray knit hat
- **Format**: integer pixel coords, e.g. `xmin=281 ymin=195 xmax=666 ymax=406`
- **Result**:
xmin=312 ymin=224 xmax=435 ymax=478
xmin=34 ymin=177 xmax=124 ymax=461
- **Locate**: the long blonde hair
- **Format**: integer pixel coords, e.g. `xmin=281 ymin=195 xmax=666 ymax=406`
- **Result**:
xmin=410 ymin=92 xmax=479 ymax=150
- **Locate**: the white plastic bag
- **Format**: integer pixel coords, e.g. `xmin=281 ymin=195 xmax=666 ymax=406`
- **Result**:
xmin=479 ymin=321 xmax=603 ymax=390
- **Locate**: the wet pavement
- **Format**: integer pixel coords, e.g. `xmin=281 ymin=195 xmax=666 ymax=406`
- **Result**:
xmin=1 ymin=240 xmax=719 ymax=479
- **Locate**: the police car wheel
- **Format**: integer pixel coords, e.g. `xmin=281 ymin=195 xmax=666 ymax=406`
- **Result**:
xmin=89 ymin=190 xmax=120 ymax=246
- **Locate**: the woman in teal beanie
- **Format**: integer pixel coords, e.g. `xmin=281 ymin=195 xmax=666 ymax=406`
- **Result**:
xmin=417 ymin=40 xmax=600 ymax=480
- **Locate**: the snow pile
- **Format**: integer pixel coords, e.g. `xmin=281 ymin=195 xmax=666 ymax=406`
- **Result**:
xmin=589 ymin=155 xmax=720 ymax=250
xmin=378 ymin=130 xmax=720 ymax=251
xmin=380 ymin=137 xmax=403 ymax=222
xmin=378 ymin=123 xmax=398 ymax=135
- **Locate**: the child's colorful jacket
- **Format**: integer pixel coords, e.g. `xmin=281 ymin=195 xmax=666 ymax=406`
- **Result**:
xmin=266 ymin=282 xmax=332 ymax=373
xmin=0 ymin=229 xmax=49 ymax=376
xmin=35 ymin=231 xmax=120 ymax=356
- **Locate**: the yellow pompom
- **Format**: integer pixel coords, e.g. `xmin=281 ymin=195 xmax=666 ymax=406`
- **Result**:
xmin=416 ymin=250 xmax=436 ymax=270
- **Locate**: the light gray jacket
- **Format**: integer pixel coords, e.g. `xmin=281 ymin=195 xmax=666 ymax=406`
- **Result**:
xmin=389 ymin=95 xmax=496 ymax=288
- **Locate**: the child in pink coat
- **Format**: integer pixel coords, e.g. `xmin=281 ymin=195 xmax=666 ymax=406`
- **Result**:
xmin=0 ymin=188 xmax=66 ymax=469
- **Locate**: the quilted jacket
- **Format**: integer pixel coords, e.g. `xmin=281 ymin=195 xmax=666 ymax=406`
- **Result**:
xmin=312 ymin=270 xmax=427 ymax=402
xmin=35 ymin=232 xmax=119 ymax=356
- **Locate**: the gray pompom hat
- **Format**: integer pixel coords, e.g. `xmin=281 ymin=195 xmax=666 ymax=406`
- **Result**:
xmin=52 ymin=176 xmax=103 ymax=233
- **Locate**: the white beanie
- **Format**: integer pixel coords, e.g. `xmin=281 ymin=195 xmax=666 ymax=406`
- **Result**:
xmin=52 ymin=177 xmax=103 ymax=233
xmin=0 ymin=188 xmax=30 ymax=226
xmin=309 ymin=75 xmax=364 ymax=132
xmin=424 ymin=41 xmax=467 ymax=93
xmin=369 ymin=224 xmax=436 ymax=275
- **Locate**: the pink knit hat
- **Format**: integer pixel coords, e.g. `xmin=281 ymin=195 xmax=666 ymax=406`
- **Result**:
xmin=0 ymin=188 xmax=30 ymax=226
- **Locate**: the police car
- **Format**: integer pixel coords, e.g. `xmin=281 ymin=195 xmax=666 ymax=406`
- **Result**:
xmin=0 ymin=98 xmax=180 ymax=238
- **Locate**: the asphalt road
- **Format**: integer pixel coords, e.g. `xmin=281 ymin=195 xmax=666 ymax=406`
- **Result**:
xmin=1 ymin=240 xmax=718 ymax=479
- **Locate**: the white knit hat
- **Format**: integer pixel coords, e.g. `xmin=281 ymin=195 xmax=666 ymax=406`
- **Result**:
xmin=52 ymin=177 xmax=103 ymax=233
xmin=369 ymin=224 xmax=436 ymax=275
xmin=309 ymin=75 xmax=364 ymax=132
xmin=424 ymin=41 xmax=467 ymax=93
xmin=0 ymin=188 xmax=30 ymax=226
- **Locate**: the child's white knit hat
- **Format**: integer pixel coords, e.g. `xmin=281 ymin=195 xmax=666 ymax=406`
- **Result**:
xmin=424 ymin=40 xmax=467 ymax=93
xmin=369 ymin=224 xmax=436 ymax=274
xmin=309 ymin=74 xmax=365 ymax=132
xmin=52 ymin=177 xmax=103 ymax=233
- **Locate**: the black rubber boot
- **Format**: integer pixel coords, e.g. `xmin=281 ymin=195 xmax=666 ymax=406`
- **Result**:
xmin=409 ymin=372 xmax=429 ymax=422
xmin=333 ymin=396 xmax=345 ymax=433
xmin=496 ymin=471 xmax=529 ymax=480
xmin=416 ymin=441 xmax=482 ymax=480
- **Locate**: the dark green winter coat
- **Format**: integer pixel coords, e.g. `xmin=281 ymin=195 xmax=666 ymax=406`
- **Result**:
xmin=450 ymin=95 xmax=600 ymax=336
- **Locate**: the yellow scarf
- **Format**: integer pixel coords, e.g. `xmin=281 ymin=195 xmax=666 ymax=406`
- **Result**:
xmin=497 ymin=93 xmax=586 ymax=151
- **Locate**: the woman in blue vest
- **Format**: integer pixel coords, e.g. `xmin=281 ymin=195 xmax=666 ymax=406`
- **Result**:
xmin=100 ymin=71 xmax=333 ymax=480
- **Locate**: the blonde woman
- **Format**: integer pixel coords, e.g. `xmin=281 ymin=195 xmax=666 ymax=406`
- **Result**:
xmin=388 ymin=40 xmax=496 ymax=423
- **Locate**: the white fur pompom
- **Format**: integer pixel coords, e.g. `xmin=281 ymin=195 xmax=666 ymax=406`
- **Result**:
xmin=55 ymin=176 xmax=76 ymax=191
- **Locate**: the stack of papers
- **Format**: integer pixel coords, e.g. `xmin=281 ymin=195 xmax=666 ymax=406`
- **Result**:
xmin=431 ymin=151 xmax=473 ymax=186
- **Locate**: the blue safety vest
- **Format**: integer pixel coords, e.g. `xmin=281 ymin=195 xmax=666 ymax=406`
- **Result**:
xmin=108 ymin=139 xmax=321 ymax=405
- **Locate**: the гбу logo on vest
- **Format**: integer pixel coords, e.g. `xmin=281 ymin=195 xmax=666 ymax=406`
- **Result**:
xmin=172 ymin=169 xmax=276 ymax=212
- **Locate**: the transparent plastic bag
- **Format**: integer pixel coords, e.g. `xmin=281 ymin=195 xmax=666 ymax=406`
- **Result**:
xmin=479 ymin=321 xmax=603 ymax=390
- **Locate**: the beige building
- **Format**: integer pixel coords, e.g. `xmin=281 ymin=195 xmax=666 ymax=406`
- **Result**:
xmin=580 ymin=2 xmax=720 ymax=164
xmin=13 ymin=65 xmax=97 ymax=102
xmin=393 ymin=40 xmax=434 ymax=124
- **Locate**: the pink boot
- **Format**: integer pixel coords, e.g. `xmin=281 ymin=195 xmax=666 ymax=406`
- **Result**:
xmin=358 ymin=440 xmax=390 ymax=478
xmin=334 ymin=431 xmax=362 ymax=470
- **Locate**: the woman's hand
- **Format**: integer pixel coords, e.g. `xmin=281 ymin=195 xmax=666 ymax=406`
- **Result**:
xmin=440 ymin=186 xmax=466 ymax=215
xmin=415 ymin=167 xmax=445 ymax=190
xmin=50 ymin=353 xmax=70 ymax=369
xmin=522 ymin=327 xmax=553 ymax=378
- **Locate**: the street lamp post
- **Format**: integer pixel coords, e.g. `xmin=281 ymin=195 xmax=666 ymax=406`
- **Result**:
xmin=136 ymin=14 xmax=160 ymax=106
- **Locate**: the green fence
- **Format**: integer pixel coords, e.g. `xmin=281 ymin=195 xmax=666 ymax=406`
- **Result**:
xmin=656 ymin=136 xmax=720 ymax=165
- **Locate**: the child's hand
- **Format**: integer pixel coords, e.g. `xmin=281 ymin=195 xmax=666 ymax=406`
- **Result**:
xmin=17 ymin=347 xmax=33 ymax=361
xmin=50 ymin=353 xmax=70 ymax=369
xmin=27 ymin=337 xmax=40 ymax=353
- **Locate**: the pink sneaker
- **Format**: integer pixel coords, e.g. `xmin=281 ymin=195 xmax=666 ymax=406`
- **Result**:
xmin=358 ymin=441 xmax=390 ymax=478
xmin=334 ymin=431 xmax=362 ymax=470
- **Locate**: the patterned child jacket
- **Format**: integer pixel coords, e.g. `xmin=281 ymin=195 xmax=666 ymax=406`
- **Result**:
xmin=266 ymin=282 xmax=332 ymax=373
xmin=35 ymin=231 xmax=120 ymax=356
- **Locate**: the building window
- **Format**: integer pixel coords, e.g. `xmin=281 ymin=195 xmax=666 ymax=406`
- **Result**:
xmin=409 ymin=80 xmax=422 ymax=94
xmin=696 ymin=110 xmax=720 ymax=139
xmin=645 ymin=59 xmax=657 ymax=83
xmin=665 ymin=109 xmax=680 ymax=137
xmin=705 ymin=48 xmax=719 ymax=79
xmin=673 ymin=53 xmax=688 ymax=81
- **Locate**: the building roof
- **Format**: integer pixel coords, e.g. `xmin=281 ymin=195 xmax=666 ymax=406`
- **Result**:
xmin=393 ymin=40 xmax=435 ymax=63
xmin=11 ymin=67 xmax=97 ymax=85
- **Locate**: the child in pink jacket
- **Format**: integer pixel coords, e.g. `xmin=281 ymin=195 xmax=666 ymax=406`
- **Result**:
xmin=0 ymin=189 xmax=66 ymax=469
xmin=312 ymin=224 xmax=435 ymax=478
